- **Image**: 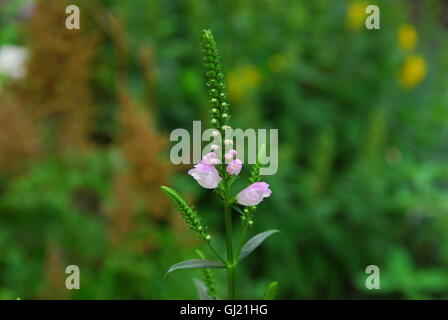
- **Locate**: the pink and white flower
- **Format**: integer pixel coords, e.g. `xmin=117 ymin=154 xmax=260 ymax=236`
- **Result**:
xmin=188 ymin=162 xmax=222 ymax=189
xmin=201 ymin=152 xmax=221 ymax=165
xmin=236 ymin=182 xmax=272 ymax=206
xmin=226 ymin=159 xmax=242 ymax=175
xmin=224 ymin=153 xmax=234 ymax=161
xmin=224 ymin=149 xmax=237 ymax=161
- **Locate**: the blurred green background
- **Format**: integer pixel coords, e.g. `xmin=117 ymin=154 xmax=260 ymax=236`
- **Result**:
xmin=1 ymin=0 xmax=448 ymax=299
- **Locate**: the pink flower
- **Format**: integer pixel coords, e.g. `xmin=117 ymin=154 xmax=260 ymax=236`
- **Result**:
xmin=237 ymin=182 xmax=272 ymax=206
xmin=202 ymin=152 xmax=221 ymax=165
xmin=224 ymin=149 xmax=237 ymax=161
xmin=188 ymin=163 xmax=222 ymax=189
xmin=226 ymin=159 xmax=242 ymax=175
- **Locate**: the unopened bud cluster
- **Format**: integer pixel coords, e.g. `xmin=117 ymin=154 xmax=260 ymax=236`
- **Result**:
xmin=241 ymin=206 xmax=256 ymax=229
xmin=200 ymin=30 xmax=230 ymax=137
xmin=161 ymin=186 xmax=211 ymax=241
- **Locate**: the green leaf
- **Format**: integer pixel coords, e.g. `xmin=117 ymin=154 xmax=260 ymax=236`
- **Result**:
xmin=232 ymin=205 xmax=244 ymax=215
xmin=238 ymin=229 xmax=280 ymax=262
xmin=193 ymin=279 xmax=213 ymax=300
xmin=263 ymin=281 xmax=278 ymax=300
xmin=165 ymin=259 xmax=225 ymax=276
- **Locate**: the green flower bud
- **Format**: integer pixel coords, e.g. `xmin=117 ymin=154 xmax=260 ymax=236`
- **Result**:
xmin=211 ymin=98 xmax=219 ymax=106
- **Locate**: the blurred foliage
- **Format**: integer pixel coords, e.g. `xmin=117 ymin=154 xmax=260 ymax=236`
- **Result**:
xmin=1 ymin=0 xmax=448 ymax=299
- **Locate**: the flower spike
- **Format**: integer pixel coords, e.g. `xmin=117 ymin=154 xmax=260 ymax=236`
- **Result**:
xmin=161 ymin=186 xmax=211 ymax=241
xmin=200 ymin=29 xmax=231 ymax=136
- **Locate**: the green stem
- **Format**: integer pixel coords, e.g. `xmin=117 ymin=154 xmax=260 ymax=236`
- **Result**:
xmin=227 ymin=264 xmax=235 ymax=300
xmin=224 ymin=200 xmax=236 ymax=299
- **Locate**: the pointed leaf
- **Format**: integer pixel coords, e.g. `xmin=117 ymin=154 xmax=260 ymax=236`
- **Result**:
xmin=165 ymin=259 xmax=225 ymax=276
xmin=193 ymin=279 xmax=213 ymax=300
xmin=232 ymin=205 xmax=244 ymax=216
xmin=238 ymin=229 xmax=280 ymax=262
xmin=263 ymin=281 xmax=278 ymax=300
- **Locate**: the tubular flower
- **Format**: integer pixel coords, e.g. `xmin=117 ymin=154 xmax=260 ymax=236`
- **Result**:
xmin=188 ymin=162 xmax=222 ymax=189
xmin=237 ymin=182 xmax=272 ymax=206
xmin=224 ymin=149 xmax=237 ymax=161
xmin=201 ymin=152 xmax=221 ymax=165
xmin=226 ymin=159 xmax=242 ymax=175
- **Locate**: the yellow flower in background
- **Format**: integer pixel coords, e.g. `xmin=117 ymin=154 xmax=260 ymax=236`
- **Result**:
xmin=268 ymin=54 xmax=287 ymax=73
xmin=228 ymin=65 xmax=261 ymax=102
xmin=398 ymin=24 xmax=418 ymax=51
xmin=399 ymin=54 xmax=427 ymax=90
xmin=346 ymin=1 xmax=367 ymax=30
